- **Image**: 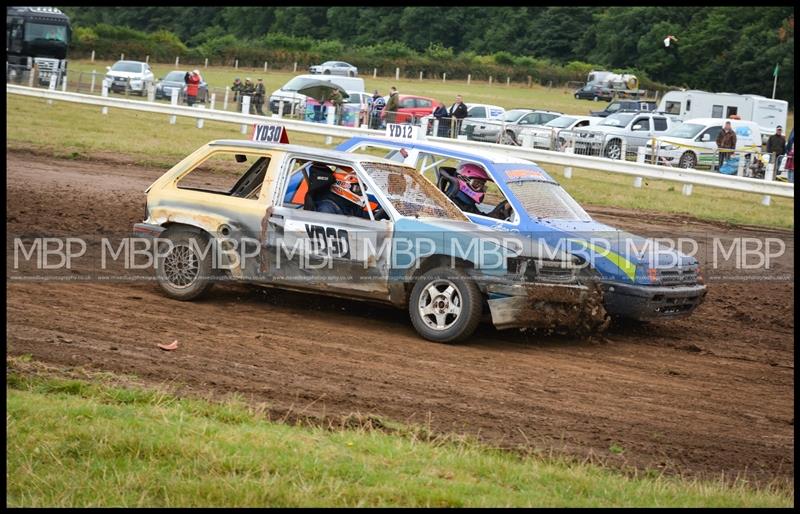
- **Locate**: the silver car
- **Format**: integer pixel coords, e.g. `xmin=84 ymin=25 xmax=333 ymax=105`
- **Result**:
xmin=461 ymin=109 xmax=561 ymax=144
xmin=308 ymin=61 xmax=358 ymax=77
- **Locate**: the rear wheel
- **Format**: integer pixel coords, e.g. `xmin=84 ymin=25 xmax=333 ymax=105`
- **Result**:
xmin=155 ymin=228 xmax=217 ymax=301
xmin=408 ymin=267 xmax=483 ymax=343
xmin=678 ymin=151 xmax=697 ymax=169
xmin=574 ymin=93 xmax=580 ymax=100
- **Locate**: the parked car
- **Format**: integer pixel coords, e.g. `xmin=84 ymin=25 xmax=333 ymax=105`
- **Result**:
xmin=590 ymin=99 xmax=657 ymax=117
xmin=515 ymin=114 xmax=602 ymax=149
xmin=574 ymin=83 xmax=613 ymax=102
xmin=102 ymin=60 xmax=154 ymax=96
xmin=336 ymin=136 xmax=707 ymax=322
xmin=308 ymin=61 xmax=358 ymax=77
xmin=155 ymin=70 xmax=208 ymax=103
xmin=383 ymin=94 xmax=444 ymax=125
xmin=497 ymin=110 xmax=563 ymax=145
xmin=133 ymin=138 xmax=597 ymax=342
xmin=573 ymin=111 xmax=678 ymax=159
xmin=644 ymin=118 xmax=762 ymax=169
xmin=461 ymin=109 xmax=561 ymax=144
xmin=465 ymin=103 xmax=506 ymax=120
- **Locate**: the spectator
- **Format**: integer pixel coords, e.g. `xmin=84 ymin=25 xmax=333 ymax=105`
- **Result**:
xmin=432 ymin=102 xmax=449 ymax=137
xmin=448 ymin=95 xmax=469 ymax=136
xmin=715 ymin=120 xmax=737 ymax=171
xmin=382 ymin=86 xmax=399 ymax=124
xmin=328 ymin=88 xmax=344 ymax=125
xmin=370 ymin=90 xmax=385 ymax=129
xmin=767 ymin=125 xmax=786 ymax=158
xmin=241 ymin=78 xmax=254 ymax=112
xmin=253 ymin=78 xmax=266 ymax=115
xmin=185 ymin=69 xmax=201 ymax=107
xmin=785 ymin=128 xmax=794 ymax=183
xmin=231 ymin=78 xmax=242 ymax=102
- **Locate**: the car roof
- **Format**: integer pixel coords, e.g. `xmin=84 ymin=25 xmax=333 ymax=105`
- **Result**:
xmin=345 ymin=136 xmax=544 ymax=165
xmin=208 ymin=139 xmax=406 ymax=166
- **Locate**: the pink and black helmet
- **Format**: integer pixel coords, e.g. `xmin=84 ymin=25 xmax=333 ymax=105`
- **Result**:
xmin=456 ymin=163 xmax=491 ymax=203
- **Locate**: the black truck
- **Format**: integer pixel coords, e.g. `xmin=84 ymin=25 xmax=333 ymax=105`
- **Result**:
xmin=6 ymin=6 xmax=71 ymax=86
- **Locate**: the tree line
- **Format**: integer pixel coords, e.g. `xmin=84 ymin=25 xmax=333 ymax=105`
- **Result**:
xmin=61 ymin=6 xmax=795 ymax=103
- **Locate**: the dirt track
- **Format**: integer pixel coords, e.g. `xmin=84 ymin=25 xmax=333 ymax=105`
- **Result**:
xmin=6 ymin=152 xmax=794 ymax=485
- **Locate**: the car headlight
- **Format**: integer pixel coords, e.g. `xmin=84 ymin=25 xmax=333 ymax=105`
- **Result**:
xmin=661 ymin=144 xmax=678 ymax=151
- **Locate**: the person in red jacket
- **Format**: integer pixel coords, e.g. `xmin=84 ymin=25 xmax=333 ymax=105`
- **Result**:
xmin=185 ymin=69 xmax=201 ymax=107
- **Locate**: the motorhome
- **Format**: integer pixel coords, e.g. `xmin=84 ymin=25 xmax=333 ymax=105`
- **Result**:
xmin=658 ymin=90 xmax=787 ymax=142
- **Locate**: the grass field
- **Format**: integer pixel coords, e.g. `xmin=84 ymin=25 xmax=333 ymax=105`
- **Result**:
xmin=6 ymin=94 xmax=793 ymax=229
xmin=6 ymin=358 xmax=792 ymax=508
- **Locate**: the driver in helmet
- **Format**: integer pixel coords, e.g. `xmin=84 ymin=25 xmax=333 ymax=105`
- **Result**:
xmin=315 ymin=170 xmax=373 ymax=219
xmin=451 ymin=163 xmax=512 ymax=220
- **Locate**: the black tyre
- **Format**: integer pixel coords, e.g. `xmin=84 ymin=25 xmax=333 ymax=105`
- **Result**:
xmin=499 ymin=130 xmax=518 ymax=145
xmin=574 ymin=93 xmax=580 ymax=100
xmin=155 ymin=228 xmax=217 ymax=301
xmin=408 ymin=267 xmax=483 ymax=343
xmin=678 ymin=151 xmax=697 ymax=169
xmin=323 ymin=69 xmax=331 ymax=75
xmin=348 ymin=71 xmax=354 ymax=77
xmin=604 ymin=139 xmax=622 ymax=160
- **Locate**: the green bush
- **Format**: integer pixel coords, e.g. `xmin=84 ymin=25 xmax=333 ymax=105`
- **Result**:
xmin=493 ymin=51 xmax=515 ymax=65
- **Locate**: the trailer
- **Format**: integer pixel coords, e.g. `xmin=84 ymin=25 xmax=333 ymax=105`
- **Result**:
xmin=658 ymin=90 xmax=787 ymax=142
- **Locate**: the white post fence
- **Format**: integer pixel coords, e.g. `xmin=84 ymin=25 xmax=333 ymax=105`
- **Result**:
xmin=395 ymin=67 xmax=400 ymax=81
xmin=8 ymin=85 xmax=792 ymax=205
xmin=223 ymin=86 xmax=229 ymax=111
xmin=170 ymin=88 xmax=179 ymax=124
xmin=195 ymin=105 xmax=205 ymax=129
xmin=241 ymin=95 xmax=251 ymax=133
xmin=101 ymin=83 xmax=108 ymax=115
xmin=235 ymin=59 xmax=239 ymax=69
xmin=443 ymin=73 xmax=446 ymax=83
xmin=325 ymin=105 xmax=335 ymax=145
xmin=175 ymin=56 xmax=179 ymax=67
xmin=210 ymin=93 xmax=216 ymax=111
xmin=90 ymin=50 xmax=95 ymax=62
xmin=90 ymin=70 xmax=96 ymax=93
xmin=467 ymin=74 xmax=471 ymax=85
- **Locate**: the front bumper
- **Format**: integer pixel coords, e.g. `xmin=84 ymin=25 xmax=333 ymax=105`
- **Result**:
xmin=601 ymin=281 xmax=707 ymax=320
xmin=486 ymin=281 xmax=608 ymax=332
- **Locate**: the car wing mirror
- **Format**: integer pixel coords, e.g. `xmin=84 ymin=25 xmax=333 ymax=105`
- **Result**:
xmin=701 ymin=134 xmax=711 ymax=142
xmin=106 ymin=66 xmax=111 ymax=71
xmin=632 ymin=124 xmax=642 ymax=130
xmin=235 ymin=154 xmax=248 ymax=163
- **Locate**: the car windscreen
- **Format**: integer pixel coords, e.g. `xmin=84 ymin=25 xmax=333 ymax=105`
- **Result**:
xmin=501 ymin=110 xmax=530 ymax=122
xmin=164 ymin=71 xmax=185 ymax=82
xmin=599 ymin=113 xmax=635 ymax=127
xmin=282 ymin=77 xmax=319 ymax=91
xmin=545 ymin=116 xmax=577 ymax=128
xmin=110 ymin=61 xmax=142 ymax=73
xmin=506 ymin=181 xmax=592 ymax=222
xmin=361 ymin=163 xmax=466 ymax=221
xmin=665 ymin=123 xmax=705 ymax=139
xmin=23 ymin=23 xmax=68 ymax=43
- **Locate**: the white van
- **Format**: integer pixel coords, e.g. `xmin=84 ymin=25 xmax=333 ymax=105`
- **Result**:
xmin=269 ymin=74 xmax=365 ymax=114
xmin=658 ymin=90 xmax=787 ymax=141
xmin=644 ymin=118 xmax=762 ymax=169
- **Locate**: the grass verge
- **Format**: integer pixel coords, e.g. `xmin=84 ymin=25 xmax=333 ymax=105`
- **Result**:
xmin=6 ymin=93 xmax=793 ymax=229
xmin=6 ymin=358 xmax=793 ymax=507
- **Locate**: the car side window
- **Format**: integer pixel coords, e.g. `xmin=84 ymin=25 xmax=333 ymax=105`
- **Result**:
xmin=518 ymin=114 xmax=534 ymax=125
xmin=400 ymin=98 xmax=415 ymax=108
xmin=470 ymin=107 xmax=485 ymax=118
xmin=416 ymin=98 xmax=432 ymax=108
xmin=653 ymin=117 xmax=668 ymax=131
xmin=177 ymin=150 xmax=271 ymax=198
xmin=700 ymin=127 xmax=722 ymax=142
xmin=632 ymin=118 xmax=650 ymax=131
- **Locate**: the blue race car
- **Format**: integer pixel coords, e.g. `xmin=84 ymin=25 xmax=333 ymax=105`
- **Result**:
xmin=335 ymin=137 xmax=707 ymax=321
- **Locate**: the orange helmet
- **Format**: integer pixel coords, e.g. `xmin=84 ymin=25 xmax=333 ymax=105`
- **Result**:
xmin=331 ymin=171 xmax=365 ymax=207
